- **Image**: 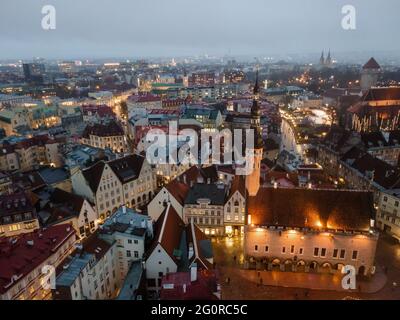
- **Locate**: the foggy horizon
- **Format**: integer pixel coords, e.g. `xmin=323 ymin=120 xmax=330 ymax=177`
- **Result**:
xmin=1 ymin=0 xmax=400 ymax=61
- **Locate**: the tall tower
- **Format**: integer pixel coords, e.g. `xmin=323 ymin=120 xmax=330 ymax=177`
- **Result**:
xmin=319 ymin=51 xmax=325 ymax=66
xmin=361 ymin=57 xmax=381 ymax=91
xmin=245 ymin=71 xmax=264 ymax=197
xmin=326 ymin=50 xmax=332 ymax=66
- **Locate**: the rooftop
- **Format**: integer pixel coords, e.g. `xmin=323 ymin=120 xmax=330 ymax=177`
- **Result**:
xmin=248 ymin=187 xmax=375 ymax=231
xmin=0 ymin=224 xmax=75 ymax=295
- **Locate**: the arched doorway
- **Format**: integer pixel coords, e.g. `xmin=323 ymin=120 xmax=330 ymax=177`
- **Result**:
xmin=358 ymin=265 xmax=366 ymax=276
xmin=284 ymin=260 xmax=293 ymax=272
xmin=321 ymin=262 xmax=332 ymax=274
xmin=271 ymin=258 xmax=281 ymax=271
xmin=309 ymin=261 xmax=318 ymax=273
xmin=297 ymin=260 xmax=306 ymax=273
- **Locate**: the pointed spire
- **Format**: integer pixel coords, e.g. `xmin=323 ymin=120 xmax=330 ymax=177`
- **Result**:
xmin=320 ymin=51 xmax=325 ymax=65
xmin=251 ymin=70 xmax=263 ymax=149
xmin=253 ymin=69 xmax=259 ymax=96
xmin=326 ymin=49 xmax=332 ymax=65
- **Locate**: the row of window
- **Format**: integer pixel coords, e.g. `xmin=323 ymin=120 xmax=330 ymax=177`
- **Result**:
xmin=254 ymin=245 xmax=358 ymax=260
xmin=1 ymin=212 xmax=33 ymax=224
xmin=190 ymin=217 xmax=222 ymax=225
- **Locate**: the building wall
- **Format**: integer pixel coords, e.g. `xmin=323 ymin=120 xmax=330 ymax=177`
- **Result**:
xmin=368 ymin=147 xmax=400 ymax=167
xmin=145 ymin=243 xmax=177 ymax=292
xmin=95 ymin=163 xmax=123 ymax=219
xmin=184 ymin=204 xmax=224 ymax=236
xmin=223 ymin=190 xmax=246 ymax=235
xmin=0 ymin=217 xmax=39 ymax=237
xmin=82 ymin=134 xmax=127 ymax=153
xmin=376 ymin=192 xmax=400 ymax=240
xmin=244 ymin=226 xmax=378 ymax=276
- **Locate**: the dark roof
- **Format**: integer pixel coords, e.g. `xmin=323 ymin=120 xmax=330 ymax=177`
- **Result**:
xmin=361 ymin=87 xmax=400 ymax=102
xmin=0 ymin=192 xmax=34 ymax=218
xmin=264 ymin=138 xmax=279 ymax=151
xmin=227 ymin=175 xmax=246 ymax=199
xmin=363 ymin=57 xmax=381 ymax=70
xmin=83 ymin=234 xmax=112 ymax=260
xmin=107 ymin=154 xmax=145 ymax=184
xmin=38 ymin=167 xmax=70 ymax=185
xmin=81 ymin=154 xmax=146 ymax=192
xmin=349 ymin=153 xmax=400 ymax=189
xmin=184 ymin=183 xmax=226 ymax=206
xmin=82 ymin=160 xmax=105 ymax=193
xmin=49 ymin=188 xmax=85 ymax=212
xmin=165 ymin=179 xmax=190 ymax=206
xmin=82 ymin=120 xmax=124 ymax=138
xmin=361 ymin=131 xmax=388 ymax=148
xmin=248 ymin=187 xmax=375 ymax=231
xmin=11 ymin=171 xmax=46 ymax=191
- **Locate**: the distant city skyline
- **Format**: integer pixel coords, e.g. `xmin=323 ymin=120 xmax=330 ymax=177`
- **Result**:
xmin=0 ymin=0 xmax=399 ymax=60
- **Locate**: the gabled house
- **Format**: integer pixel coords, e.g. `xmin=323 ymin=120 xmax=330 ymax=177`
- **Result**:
xmin=145 ymin=204 xmax=213 ymax=296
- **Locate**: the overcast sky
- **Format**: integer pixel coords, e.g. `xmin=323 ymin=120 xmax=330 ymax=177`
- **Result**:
xmin=0 ymin=0 xmax=399 ymax=59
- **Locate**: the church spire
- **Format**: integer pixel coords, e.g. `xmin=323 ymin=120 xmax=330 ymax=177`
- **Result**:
xmin=326 ymin=49 xmax=332 ymax=66
xmin=320 ymin=51 xmax=325 ymax=65
xmin=251 ymin=70 xmax=260 ymax=117
xmin=251 ymin=70 xmax=263 ymax=149
xmin=245 ymin=69 xmax=263 ymax=197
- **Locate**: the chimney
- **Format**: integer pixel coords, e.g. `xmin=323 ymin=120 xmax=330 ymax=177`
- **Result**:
xmin=122 ymin=205 xmax=127 ymax=214
xmin=188 ymin=242 xmax=194 ymax=260
xmin=183 ymin=283 xmax=187 ymax=294
xmin=183 ymin=175 xmax=187 ymax=184
xmin=190 ymin=263 xmax=197 ymax=282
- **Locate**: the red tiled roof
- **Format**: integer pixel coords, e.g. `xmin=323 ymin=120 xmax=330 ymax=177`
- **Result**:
xmin=147 ymin=205 xmax=185 ymax=264
xmin=248 ymin=187 xmax=375 ymax=231
xmin=0 ymin=224 xmax=76 ymax=295
xmin=227 ymin=175 xmax=246 ymax=199
xmin=82 ymin=104 xmax=115 ymax=119
xmin=363 ymin=57 xmax=381 ymax=70
xmin=165 ymin=179 xmax=190 ymax=206
xmin=160 ymin=269 xmax=219 ymax=300
xmin=128 ymin=94 xmax=161 ymax=103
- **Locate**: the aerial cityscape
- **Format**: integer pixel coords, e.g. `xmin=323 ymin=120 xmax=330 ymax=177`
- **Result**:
xmin=1 ymin=0 xmax=400 ymax=307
